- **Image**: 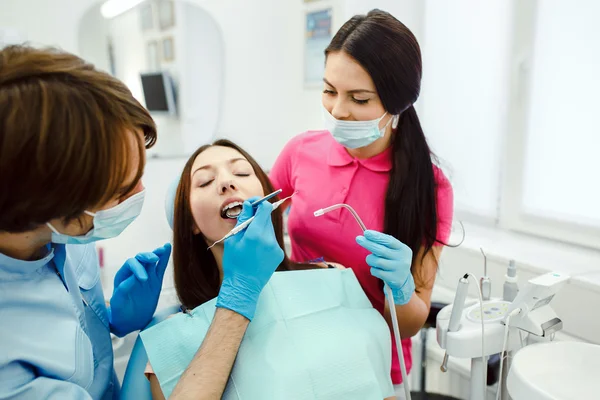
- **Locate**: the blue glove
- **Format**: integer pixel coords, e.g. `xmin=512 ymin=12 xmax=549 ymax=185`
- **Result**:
xmin=356 ymin=230 xmax=415 ymax=305
xmin=108 ymin=243 xmax=172 ymax=337
xmin=216 ymin=199 xmax=284 ymax=320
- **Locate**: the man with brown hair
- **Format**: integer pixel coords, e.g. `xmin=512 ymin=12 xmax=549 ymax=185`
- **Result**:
xmin=0 ymin=45 xmax=285 ymax=399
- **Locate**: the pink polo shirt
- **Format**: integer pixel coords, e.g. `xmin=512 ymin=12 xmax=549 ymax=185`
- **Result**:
xmin=270 ymin=130 xmax=454 ymax=385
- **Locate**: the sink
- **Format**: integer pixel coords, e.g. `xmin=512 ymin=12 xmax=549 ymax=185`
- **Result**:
xmin=507 ymin=341 xmax=600 ymax=400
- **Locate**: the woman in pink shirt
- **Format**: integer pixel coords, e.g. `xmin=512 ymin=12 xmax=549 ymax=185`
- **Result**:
xmin=270 ymin=9 xmax=454 ymax=397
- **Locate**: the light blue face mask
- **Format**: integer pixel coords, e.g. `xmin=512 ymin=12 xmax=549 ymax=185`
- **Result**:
xmin=46 ymin=189 xmax=145 ymax=244
xmin=140 ymin=268 xmax=394 ymax=399
xmin=323 ymin=106 xmax=397 ymax=149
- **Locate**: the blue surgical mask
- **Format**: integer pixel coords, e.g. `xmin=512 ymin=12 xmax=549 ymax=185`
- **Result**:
xmin=323 ymin=106 xmax=395 ymax=149
xmin=47 ymin=189 xmax=145 ymax=244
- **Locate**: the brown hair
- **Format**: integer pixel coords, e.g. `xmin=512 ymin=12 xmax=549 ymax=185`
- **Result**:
xmin=173 ymin=139 xmax=313 ymax=309
xmin=0 ymin=45 xmax=157 ymax=232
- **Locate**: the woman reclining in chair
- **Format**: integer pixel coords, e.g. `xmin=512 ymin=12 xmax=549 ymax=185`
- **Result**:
xmin=142 ymin=139 xmax=396 ymax=400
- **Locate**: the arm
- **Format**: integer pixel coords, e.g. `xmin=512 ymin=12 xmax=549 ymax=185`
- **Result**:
xmin=161 ymin=201 xmax=282 ymax=399
xmin=383 ymin=246 xmax=441 ymax=338
xmin=169 ymin=309 xmax=249 ymax=400
xmin=0 ymin=362 xmax=93 ymax=400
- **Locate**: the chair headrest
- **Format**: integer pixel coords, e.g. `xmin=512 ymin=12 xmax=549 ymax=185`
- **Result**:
xmin=165 ymin=178 xmax=179 ymax=230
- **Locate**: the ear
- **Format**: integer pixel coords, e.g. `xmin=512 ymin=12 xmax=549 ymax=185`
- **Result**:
xmin=192 ymin=223 xmax=200 ymax=235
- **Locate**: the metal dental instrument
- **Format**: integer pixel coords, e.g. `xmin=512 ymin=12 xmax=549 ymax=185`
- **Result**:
xmin=224 ymin=189 xmax=282 ymax=219
xmin=313 ymin=203 xmax=412 ymax=400
xmin=208 ymin=192 xmax=294 ymax=249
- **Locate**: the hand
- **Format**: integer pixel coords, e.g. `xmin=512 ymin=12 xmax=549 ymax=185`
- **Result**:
xmin=108 ymin=243 xmax=172 ymax=337
xmin=356 ymin=230 xmax=415 ymax=305
xmin=216 ymin=199 xmax=284 ymax=320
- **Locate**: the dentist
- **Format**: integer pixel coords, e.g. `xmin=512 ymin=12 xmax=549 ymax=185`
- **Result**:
xmin=0 ymin=46 xmax=283 ymax=400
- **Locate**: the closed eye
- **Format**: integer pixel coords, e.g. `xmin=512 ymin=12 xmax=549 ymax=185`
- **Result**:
xmin=199 ymin=180 xmax=213 ymax=188
xmin=323 ymin=89 xmax=336 ymax=95
xmin=352 ymin=98 xmax=369 ymax=105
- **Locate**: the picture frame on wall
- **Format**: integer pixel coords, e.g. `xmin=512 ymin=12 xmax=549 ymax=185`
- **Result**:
xmin=162 ymin=37 xmax=175 ymax=62
xmin=304 ymin=8 xmax=332 ymax=87
xmin=146 ymin=40 xmax=160 ymax=70
xmin=139 ymin=2 xmax=154 ymax=31
xmin=158 ymin=0 xmax=176 ymax=30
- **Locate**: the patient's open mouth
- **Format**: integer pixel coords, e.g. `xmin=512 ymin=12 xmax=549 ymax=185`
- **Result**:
xmin=221 ymin=202 xmax=243 ymax=219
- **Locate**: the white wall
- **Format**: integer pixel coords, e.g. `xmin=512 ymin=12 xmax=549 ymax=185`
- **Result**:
xmin=0 ymin=0 xmax=96 ymax=52
xmin=77 ymin=2 xmax=111 ymax=73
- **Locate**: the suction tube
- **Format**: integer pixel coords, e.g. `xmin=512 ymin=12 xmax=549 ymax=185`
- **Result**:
xmin=314 ymin=204 xmax=411 ymax=400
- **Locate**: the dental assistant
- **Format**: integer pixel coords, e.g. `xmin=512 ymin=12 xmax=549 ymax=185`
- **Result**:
xmin=270 ymin=9 xmax=454 ymax=395
xmin=0 ymin=46 xmax=284 ymax=400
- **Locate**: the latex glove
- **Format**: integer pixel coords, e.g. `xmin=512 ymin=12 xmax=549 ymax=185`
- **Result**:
xmin=356 ymin=230 xmax=415 ymax=305
xmin=216 ymin=199 xmax=284 ymax=320
xmin=108 ymin=243 xmax=172 ymax=337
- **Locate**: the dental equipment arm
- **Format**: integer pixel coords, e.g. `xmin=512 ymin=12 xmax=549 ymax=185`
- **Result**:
xmin=506 ymin=272 xmax=569 ymax=337
xmin=314 ymin=204 xmax=412 ymax=400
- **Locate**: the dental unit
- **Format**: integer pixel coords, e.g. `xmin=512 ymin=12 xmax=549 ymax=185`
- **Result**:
xmin=314 ymin=203 xmax=413 ymax=400
xmin=436 ymin=255 xmax=571 ymax=400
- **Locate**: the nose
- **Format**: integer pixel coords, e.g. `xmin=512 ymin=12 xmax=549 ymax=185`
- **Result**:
xmin=330 ymin=99 xmax=351 ymax=120
xmin=218 ymin=179 xmax=237 ymax=195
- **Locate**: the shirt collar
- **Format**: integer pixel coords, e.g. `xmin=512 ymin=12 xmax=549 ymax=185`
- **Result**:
xmin=0 ymin=245 xmax=55 ymax=279
xmin=327 ymin=136 xmax=393 ymax=172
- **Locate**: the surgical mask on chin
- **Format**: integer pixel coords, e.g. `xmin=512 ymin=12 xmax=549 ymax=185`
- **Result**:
xmin=46 ymin=189 xmax=146 ymax=245
xmin=323 ymin=106 xmax=394 ymax=149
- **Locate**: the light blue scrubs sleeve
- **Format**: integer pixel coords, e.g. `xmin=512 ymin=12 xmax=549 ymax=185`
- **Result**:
xmin=0 ymin=361 xmax=93 ymax=400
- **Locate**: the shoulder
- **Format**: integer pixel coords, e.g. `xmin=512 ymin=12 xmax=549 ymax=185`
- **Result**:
xmin=432 ymin=164 xmax=452 ymax=189
xmin=284 ymin=130 xmax=331 ymax=152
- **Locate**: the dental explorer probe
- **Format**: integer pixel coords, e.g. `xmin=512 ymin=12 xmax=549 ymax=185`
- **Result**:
xmin=314 ymin=203 xmax=412 ymax=400
xmin=224 ymin=189 xmax=282 ymax=219
xmin=208 ymin=192 xmax=294 ymax=249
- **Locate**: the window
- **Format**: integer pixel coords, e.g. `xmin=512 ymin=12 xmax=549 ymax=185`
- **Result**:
xmin=420 ymin=0 xmax=600 ymax=251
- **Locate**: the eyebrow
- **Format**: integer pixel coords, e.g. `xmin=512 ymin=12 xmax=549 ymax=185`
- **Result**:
xmin=192 ymin=157 xmax=248 ymax=176
xmin=323 ymin=78 xmax=376 ymax=94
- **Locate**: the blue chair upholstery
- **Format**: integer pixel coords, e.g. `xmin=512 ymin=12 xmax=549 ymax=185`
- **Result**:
xmin=120 ymin=305 xmax=181 ymax=400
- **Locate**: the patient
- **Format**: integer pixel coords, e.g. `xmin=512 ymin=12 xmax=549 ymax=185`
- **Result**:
xmin=144 ymin=139 xmax=394 ymax=400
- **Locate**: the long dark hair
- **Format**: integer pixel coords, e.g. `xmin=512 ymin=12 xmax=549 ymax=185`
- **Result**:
xmin=326 ymin=10 xmax=442 ymax=287
xmin=172 ymin=139 xmax=312 ymax=309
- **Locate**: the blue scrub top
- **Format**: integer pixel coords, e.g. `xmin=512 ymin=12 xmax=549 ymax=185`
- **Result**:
xmin=0 ymin=243 xmax=119 ymax=399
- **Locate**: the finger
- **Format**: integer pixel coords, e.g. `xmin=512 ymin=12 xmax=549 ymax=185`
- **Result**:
xmin=356 ymin=236 xmax=396 ymax=260
xmin=127 ymin=258 xmax=149 ymax=281
xmin=113 ymin=259 xmax=134 ymax=287
xmin=364 ymin=230 xmax=404 ymax=250
xmin=244 ymin=201 xmax=275 ymax=238
xmin=236 ymin=200 xmax=257 ymax=226
xmin=370 ymin=267 xmax=385 ymax=282
xmin=154 ymin=243 xmax=171 ymax=281
xmin=113 ymin=274 xmax=137 ymax=298
xmin=365 ymin=254 xmax=396 ymax=272
xmin=135 ymin=252 xmax=159 ymax=264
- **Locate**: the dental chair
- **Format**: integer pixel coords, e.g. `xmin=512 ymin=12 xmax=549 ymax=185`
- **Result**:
xmin=120 ymin=304 xmax=181 ymax=400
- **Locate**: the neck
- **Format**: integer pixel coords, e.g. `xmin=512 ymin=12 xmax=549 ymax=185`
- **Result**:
xmin=0 ymin=228 xmax=51 ymax=261
xmin=210 ymin=245 xmax=225 ymax=282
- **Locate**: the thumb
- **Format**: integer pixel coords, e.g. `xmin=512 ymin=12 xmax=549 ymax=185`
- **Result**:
xmin=235 ymin=199 xmax=257 ymax=226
